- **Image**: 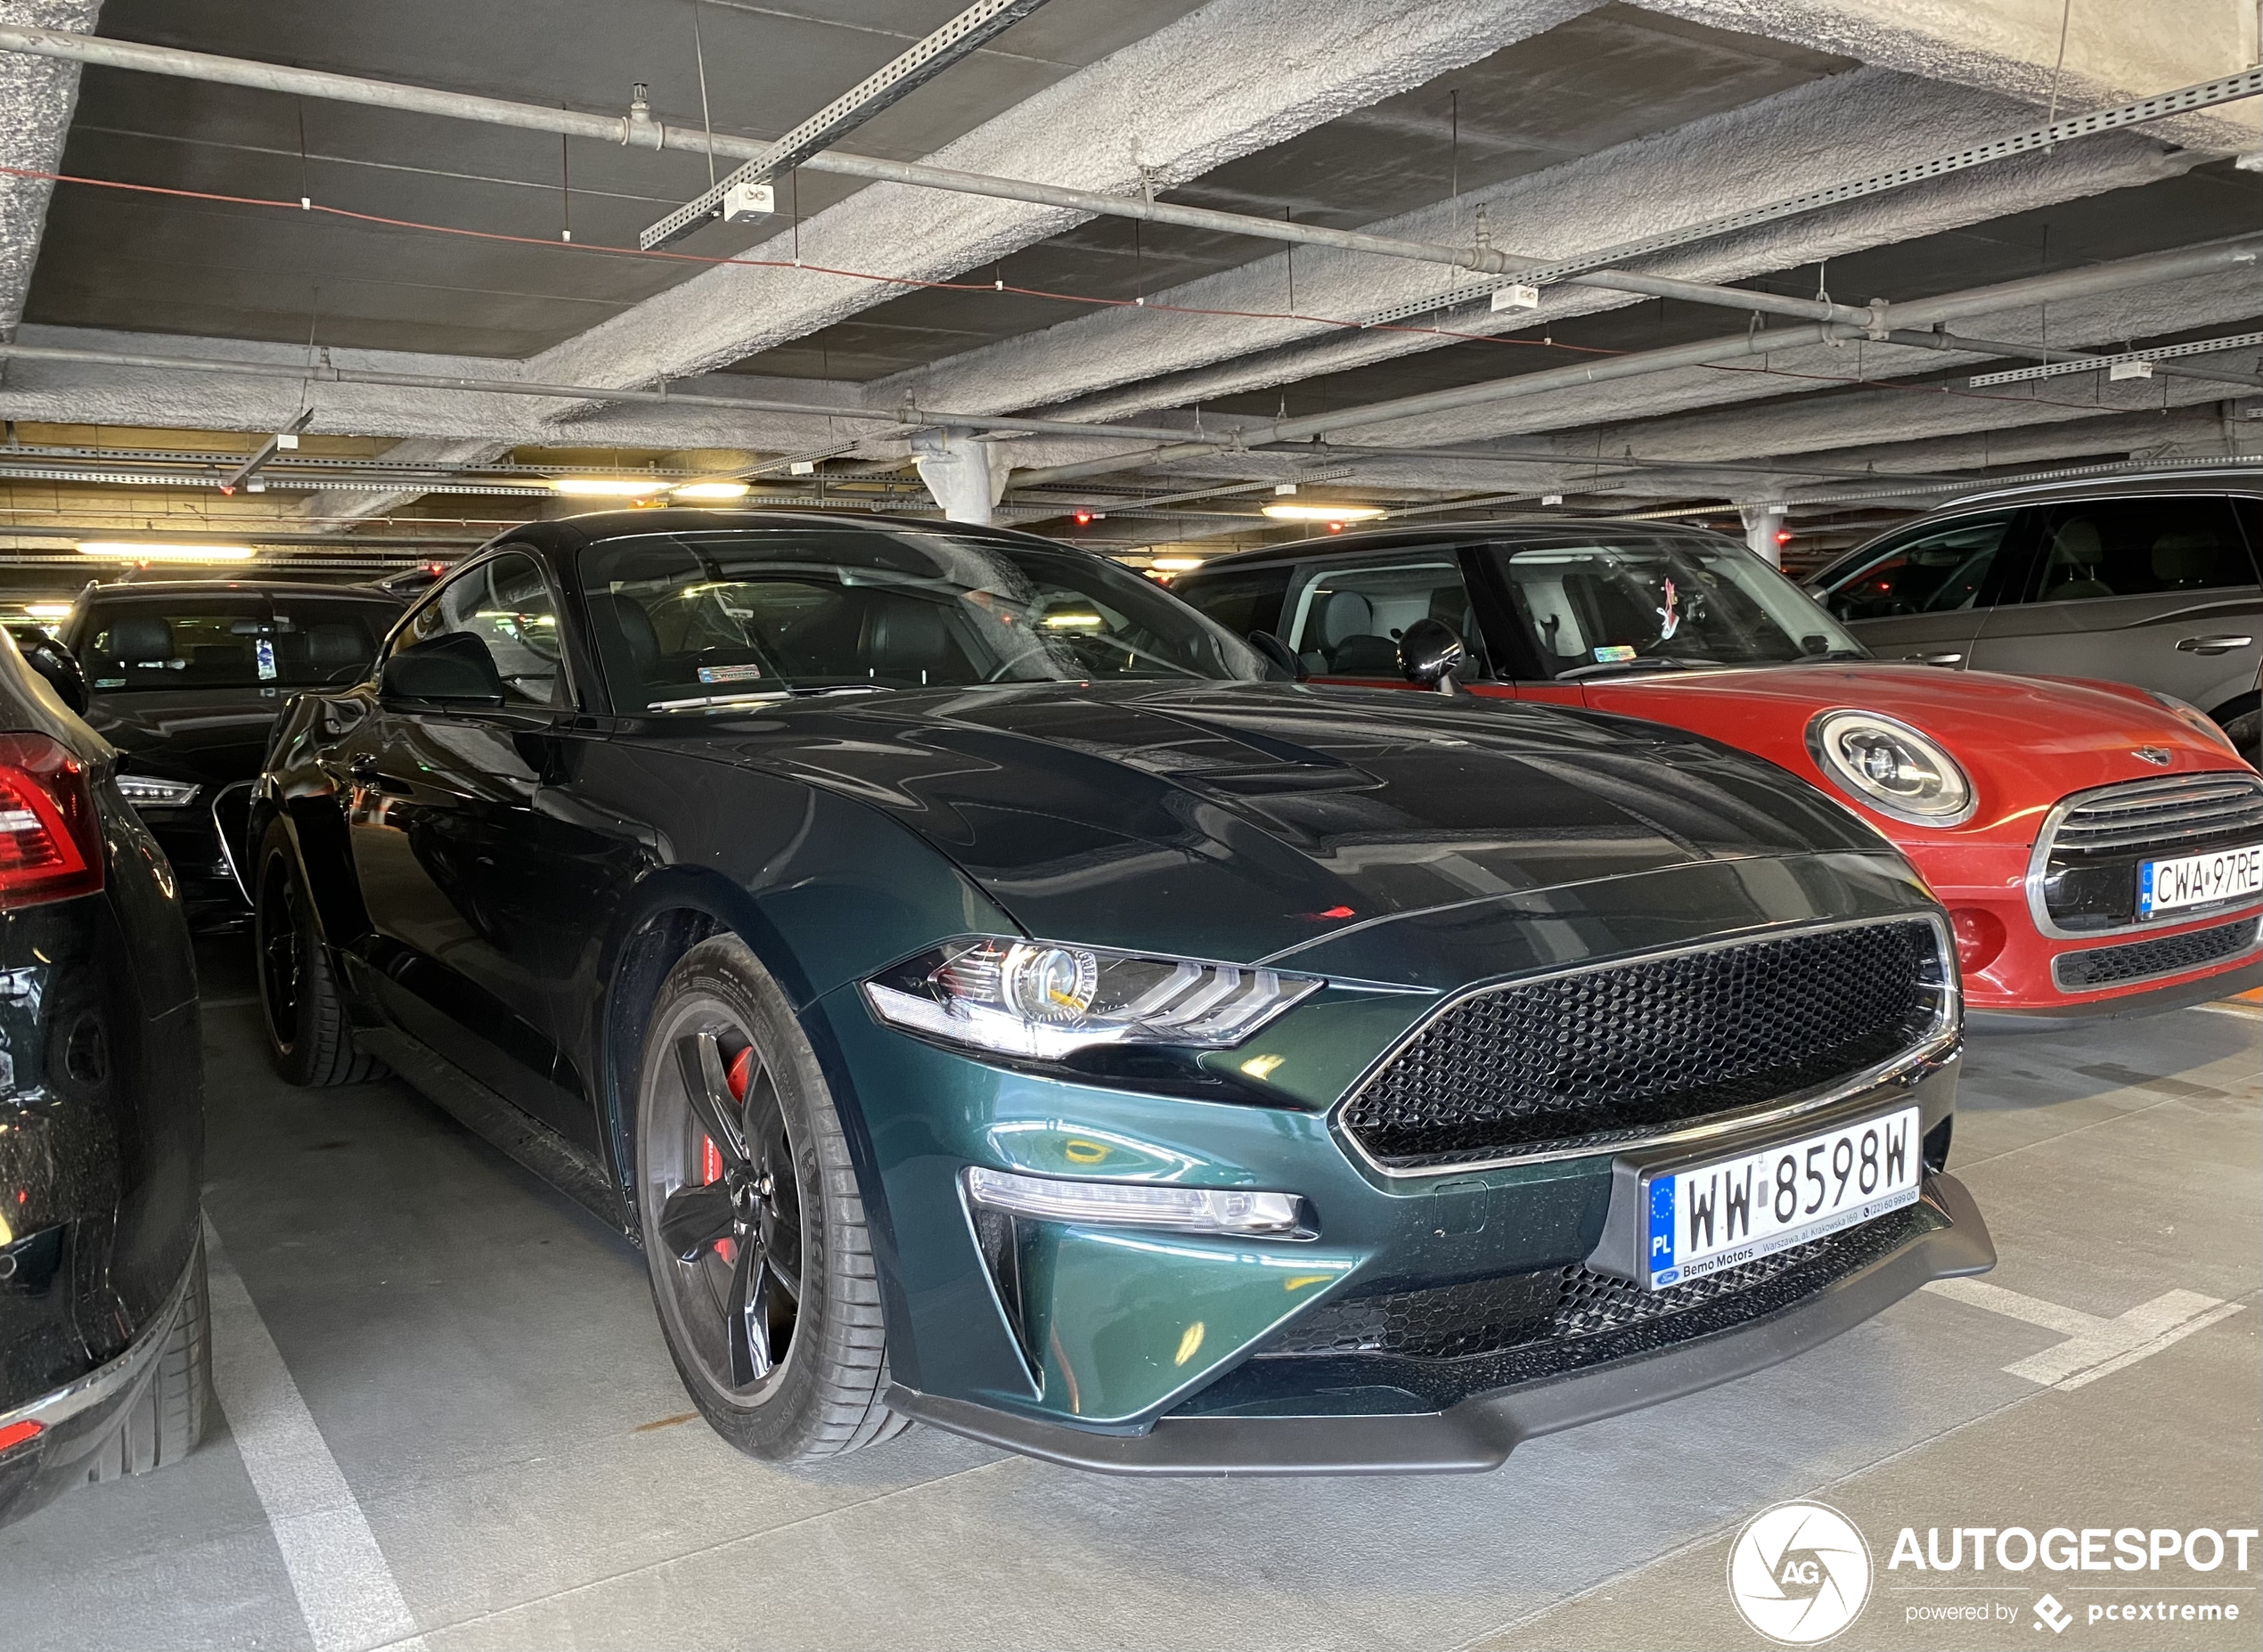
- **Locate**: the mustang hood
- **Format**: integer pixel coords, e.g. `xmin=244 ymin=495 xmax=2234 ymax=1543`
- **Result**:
xmin=699 ymin=681 xmax=1897 ymax=968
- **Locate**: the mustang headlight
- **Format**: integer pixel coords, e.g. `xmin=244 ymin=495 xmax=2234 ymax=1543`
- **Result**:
xmin=863 ymin=937 xmax=1322 ymax=1060
xmin=113 ymin=773 xmax=200 ymax=810
xmin=1807 ymin=709 xmax=1974 ymax=826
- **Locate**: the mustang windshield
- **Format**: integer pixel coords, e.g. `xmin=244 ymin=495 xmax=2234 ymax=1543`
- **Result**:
xmin=1484 ymin=533 xmax=1865 ymax=675
xmin=579 ymin=527 xmax=1270 ymax=710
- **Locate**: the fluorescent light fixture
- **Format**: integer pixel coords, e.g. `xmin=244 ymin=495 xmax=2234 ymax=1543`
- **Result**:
xmin=1148 ymin=556 xmax=1205 ymax=571
xmin=548 ymin=477 xmax=655 ymax=497
xmin=1261 ymin=503 xmax=1386 ymax=522
xmin=671 ymin=480 xmax=751 ymax=500
xmin=23 ymin=604 xmax=71 ymax=619
xmin=77 ymin=543 xmax=256 ymax=562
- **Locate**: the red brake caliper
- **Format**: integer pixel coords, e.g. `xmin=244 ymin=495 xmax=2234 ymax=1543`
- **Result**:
xmin=702 ymin=1045 xmax=758 ymax=1261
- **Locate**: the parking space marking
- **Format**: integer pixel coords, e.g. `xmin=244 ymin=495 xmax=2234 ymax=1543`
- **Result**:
xmin=1924 ymin=1278 xmax=2245 ymax=1390
xmin=204 ymin=1218 xmax=427 ymax=1652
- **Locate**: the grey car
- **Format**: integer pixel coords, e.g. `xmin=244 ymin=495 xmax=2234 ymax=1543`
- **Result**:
xmin=1807 ymin=470 xmax=2262 ymax=757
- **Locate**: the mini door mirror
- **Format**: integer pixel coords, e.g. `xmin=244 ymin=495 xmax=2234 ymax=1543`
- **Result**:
xmin=379 ymin=634 xmax=507 ymax=706
xmin=1398 ymin=617 xmax=1466 ymax=695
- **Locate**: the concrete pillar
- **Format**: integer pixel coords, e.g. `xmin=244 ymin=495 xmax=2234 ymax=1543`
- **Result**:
xmin=912 ymin=429 xmax=1010 ymax=526
xmin=1740 ymin=503 xmax=1786 ymax=568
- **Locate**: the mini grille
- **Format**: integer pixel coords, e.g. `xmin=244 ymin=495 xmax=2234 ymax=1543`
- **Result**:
xmin=2054 ymin=915 xmax=2260 ymax=990
xmin=1339 ymin=920 xmax=1944 ymax=1168
xmin=2048 ymin=773 xmax=2263 ymax=856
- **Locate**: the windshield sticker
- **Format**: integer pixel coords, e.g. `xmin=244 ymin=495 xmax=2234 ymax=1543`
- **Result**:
xmin=256 ymin=638 xmax=277 ymax=681
xmin=697 ymin=662 xmax=764 ymax=685
xmin=1593 ymin=644 xmax=1638 ymax=664
xmin=1655 ymin=577 xmax=1680 ymax=641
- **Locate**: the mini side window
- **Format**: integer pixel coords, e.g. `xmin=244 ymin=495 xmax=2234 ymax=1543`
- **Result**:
xmin=1281 ymin=556 xmax=1488 ymax=679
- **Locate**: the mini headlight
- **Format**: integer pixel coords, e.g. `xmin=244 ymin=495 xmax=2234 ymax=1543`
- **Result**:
xmin=1807 ymin=709 xmax=1974 ymax=826
xmin=2145 ymin=690 xmax=2240 ymax=756
xmin=863 ymin=937 xmax=1322 ymax=1060
xmin=113 ymin=773 xmax=200 ymax=810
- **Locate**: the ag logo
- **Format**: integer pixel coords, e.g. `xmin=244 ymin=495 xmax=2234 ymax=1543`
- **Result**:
xmin=1727 ymin=1501 xmax=1873 ymax=1644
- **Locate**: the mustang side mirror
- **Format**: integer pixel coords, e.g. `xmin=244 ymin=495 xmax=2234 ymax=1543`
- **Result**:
xmin=380 ymin=634 xmax=507 ymax=707
xmin=1398 ymin=617 xmax=1467 ymax=696
xmin=1246 ymin=629 xmax=1306 ymax=682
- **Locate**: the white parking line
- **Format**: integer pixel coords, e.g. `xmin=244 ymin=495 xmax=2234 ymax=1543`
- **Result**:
xmin=203 ymin=1217 xmax=427 ymax=1652
xmin=1924 ymin=1277 xmax=2246 ymax=1390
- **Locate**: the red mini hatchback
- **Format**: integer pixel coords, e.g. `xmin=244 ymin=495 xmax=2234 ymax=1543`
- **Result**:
xmin=1174 ymin=522 xmax=2261 ymax=1029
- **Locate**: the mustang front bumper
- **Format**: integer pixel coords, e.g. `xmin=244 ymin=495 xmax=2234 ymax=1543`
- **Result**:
xmin=888 ymin=1172 xmax=1991 ymax=1475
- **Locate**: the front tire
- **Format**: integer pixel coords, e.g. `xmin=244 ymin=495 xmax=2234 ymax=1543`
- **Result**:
xmin=254 ymin=817 xmax=383 ymax=1087
xmin=633 ymin=936 xmax=907 ymax=1462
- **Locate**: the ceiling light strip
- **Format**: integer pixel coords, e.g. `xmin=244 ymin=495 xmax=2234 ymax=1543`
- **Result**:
xmin=1965 ymin=329 xmax=2263 ymax=386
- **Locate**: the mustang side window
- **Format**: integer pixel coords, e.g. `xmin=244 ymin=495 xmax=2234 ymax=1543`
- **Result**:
xmin=1281 ymin=559 xmax=1487 ymax=678
xmin=1812 ymin=512 xmax=2019 ymax=621
xmin=400 ymin=553 xmax=569 ymax=708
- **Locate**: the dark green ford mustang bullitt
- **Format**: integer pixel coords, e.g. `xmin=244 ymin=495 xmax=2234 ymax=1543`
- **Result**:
xmin=251 ymin=511 xmax=1991 ymax=1475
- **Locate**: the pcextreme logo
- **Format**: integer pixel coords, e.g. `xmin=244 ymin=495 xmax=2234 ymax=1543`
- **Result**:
xmin=1728 ymin=1501 xmax=1874 ymax=1645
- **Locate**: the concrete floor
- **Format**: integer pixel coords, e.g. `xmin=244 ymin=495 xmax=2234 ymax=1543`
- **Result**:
xmin=3 ymin=938 xmax=2256 ymax=1652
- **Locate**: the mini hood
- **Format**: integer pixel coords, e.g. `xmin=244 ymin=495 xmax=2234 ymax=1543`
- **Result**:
xmin=693 ymin=679 xmax=1893 ymax=966
xmin=1581 ymin=663 xmax=2247 ymax=833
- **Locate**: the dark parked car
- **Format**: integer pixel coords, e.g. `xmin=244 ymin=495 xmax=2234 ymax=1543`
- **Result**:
xmin=58 ymin=581 xmax=404 ymax=928
xmin=251 ymin=511 xmax=1989 ymax=1474
xmin=1807 ymin=469 xmax=2262 ymax=751
xmin=0 ymin=628 xmax=208 ymax=1527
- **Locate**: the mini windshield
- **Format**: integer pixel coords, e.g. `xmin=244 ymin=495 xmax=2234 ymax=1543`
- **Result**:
xmin=1486 ymin=533 xmax=1864 ymax=675
xmin=578 ymin=527 xmax=1270 ymax=710
xmin=78 ymin=594 xmax=399 ymax=692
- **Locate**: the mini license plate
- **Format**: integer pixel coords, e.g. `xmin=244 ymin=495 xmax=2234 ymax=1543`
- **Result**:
xmin=2138 ymin=842 xmax=2263 ymax=919
xmin=1643 ymin=1107 xmax=1920 ymax=1288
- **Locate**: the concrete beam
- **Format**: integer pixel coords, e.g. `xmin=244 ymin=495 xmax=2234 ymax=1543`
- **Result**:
xmin=0 ymin=0 xmax=99 ymax=337
xmin=878 ymin=69 xmax=2197 ymax=432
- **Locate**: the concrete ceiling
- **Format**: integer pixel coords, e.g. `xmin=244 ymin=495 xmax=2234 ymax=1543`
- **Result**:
xmin=0 ymin=0 xmax=2258 ymax=571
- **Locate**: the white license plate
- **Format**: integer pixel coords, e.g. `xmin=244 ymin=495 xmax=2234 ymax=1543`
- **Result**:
xmin=1644 ymin=1108 xmax=1920 ymax=1288
xmin=2139 ymin=842 xmax=2263 ymax=919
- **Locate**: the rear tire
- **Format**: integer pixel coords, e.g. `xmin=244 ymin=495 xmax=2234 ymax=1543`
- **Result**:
xmin=255 ymin=817 xmax=384 ymax=1087
xmin=85 ymin=1239 xmax=210 ymax=1483
xmin=633 ymin=936 xmax=910 ymax=1463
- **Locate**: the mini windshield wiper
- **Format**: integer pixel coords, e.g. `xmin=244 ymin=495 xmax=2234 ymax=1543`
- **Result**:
xmin=1556 ymin=657 xmax=1699 ymax=681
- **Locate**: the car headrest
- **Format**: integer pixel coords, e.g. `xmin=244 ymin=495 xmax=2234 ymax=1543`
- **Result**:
xmin=108 ymin=616 xmax=173 ymax=662
xmin=587 ymin=593 xmax=661 ymax=670
xmin=304 ymin=621 xmax=367 ymax=670
xmin=2047 ymin=519 xmax=2103 ymax=566
xmin=1319 ymin=591 xmax=1373 ymax=646
xmin=2151 ymin=531 xmax=2218 ymax=584
xmin=862 ymin=598 xmax=952 ymax=674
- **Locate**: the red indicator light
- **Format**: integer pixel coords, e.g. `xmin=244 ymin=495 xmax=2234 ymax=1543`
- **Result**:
xmin=1073 ymin=511 xmax=1093 ymax=526
xmin=1312 ymin=905 xmax=1355 ymax=920
xmin=0 ymin=1419 xmax=44 ymax=1453
xmin=1774 ymin=529 xmax=1793 ymax=545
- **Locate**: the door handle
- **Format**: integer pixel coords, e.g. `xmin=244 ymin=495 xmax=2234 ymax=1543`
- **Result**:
xmin=1901 ymin=652 xmax=1964 ymax=666
xmin=2175 ymin=634 xmax=2253 ymax=655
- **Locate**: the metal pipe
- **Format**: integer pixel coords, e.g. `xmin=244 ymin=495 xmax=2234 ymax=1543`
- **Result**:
xmin=0 ymin=338 xmax=1205 ymax=444
xmin=1011 ymin=234 xmax=2263 ymax=487
xmin=8 ymin=21 xmax=2245 ymax=329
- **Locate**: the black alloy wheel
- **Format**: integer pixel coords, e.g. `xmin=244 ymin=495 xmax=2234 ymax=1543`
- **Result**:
xmin=635 ymin=936 xmax=907 ymax=1461
xmin=253 ymin=817 xmax=383 ymax=1087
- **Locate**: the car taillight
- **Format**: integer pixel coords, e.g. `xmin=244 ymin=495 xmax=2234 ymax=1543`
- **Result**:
xmin=0 ymin=732 xmax=103 ymax=908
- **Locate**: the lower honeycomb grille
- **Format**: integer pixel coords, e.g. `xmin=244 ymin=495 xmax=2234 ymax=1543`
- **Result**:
xmin=1340 ymin=919 xmax=1948 ymax=1169
xmin=2053 ymin=915 xmax=2259 ymax=991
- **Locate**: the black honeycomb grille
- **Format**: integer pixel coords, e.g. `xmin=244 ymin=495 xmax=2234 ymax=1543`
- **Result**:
xmin=2053 ymin=916 xmax=2259 ymax=990
xmin=1341 ymin=920 xmax=1943 ymax=1168
xmin=1266 ymin=1240 xmax=1829 ymax=1360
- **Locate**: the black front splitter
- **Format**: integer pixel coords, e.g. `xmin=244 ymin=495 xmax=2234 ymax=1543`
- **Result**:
xmin=887 ymin=1171 xmax=1994 ymax=1476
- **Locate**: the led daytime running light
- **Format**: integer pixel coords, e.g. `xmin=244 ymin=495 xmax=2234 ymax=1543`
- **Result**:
xmin=964 ymin=1166 xmax=1305 ymax=1237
